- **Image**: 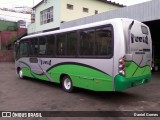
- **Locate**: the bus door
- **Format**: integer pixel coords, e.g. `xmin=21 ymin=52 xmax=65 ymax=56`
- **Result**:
xmin=29 ymin=37 xmax=52 ymax=81
xmin=29 ymin=38 xmax=44 ymax=75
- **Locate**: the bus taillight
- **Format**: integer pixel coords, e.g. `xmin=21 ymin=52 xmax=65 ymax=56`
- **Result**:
xmin=119 ymin=57 xmax=125 ymax=76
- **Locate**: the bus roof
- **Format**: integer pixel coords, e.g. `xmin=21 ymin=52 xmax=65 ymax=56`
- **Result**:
xmin=21 ymin=18 xmax=139 ymax=40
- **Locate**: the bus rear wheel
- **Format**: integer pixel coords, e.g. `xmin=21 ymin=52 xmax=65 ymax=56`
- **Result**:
xmin=18 ymin=68 xmax=24 ymax=79
xmin=62 ymin=76 xmax=74 ymax=93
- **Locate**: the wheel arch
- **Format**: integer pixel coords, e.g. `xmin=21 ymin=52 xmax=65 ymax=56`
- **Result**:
xmin=17 ymin=67 xmax=21 ymax=74
xmin=60 ymin=74 xmax=70 ymax=84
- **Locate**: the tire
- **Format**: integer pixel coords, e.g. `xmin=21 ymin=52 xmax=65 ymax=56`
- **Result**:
xmin=62 ymin=76 xmax=74 ymax=93
xmin=18 ymin=68 xmax=24 ymax=79
xmin=154 ymin=65 xmax=159 ymax=72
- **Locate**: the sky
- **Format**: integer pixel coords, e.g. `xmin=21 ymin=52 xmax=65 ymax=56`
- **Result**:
xmin=0 ymin=0 xmax=152 ymax=8
xmin=0 ymin=0 xmax=42 ymax=8
xmin=0 ymin=0 xmax=42 ymax=22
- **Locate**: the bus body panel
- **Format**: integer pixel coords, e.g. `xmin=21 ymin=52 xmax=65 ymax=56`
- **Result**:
xmin=114 ymin=19 xmax=152 ymax=91
xmin=111 ymin=20 xmax=126 ymax=91
xmin=15 ymin=18 xmax=152 ymax=92
xmin=16 ymin=56 xmax=114 ymax=91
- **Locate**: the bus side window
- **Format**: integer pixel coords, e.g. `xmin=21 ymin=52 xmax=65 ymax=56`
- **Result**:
xmin=66 ymin=31 xmax=77 ymax=56
xmin=29 ymin=38 xmax=38 ymax=56
xmin=17 ymin=41 xmax=29 ymax=58
xmin=95 ymin=26 xmax=112 ymax=56
xmin=80 ymin=29 xmax=94 ymax=56
xmin=16 ymin=43 xmax=21 ymax=59
xmin=46 ymin=35 xmax=55 ymax=56
xmin=56 ymin=34 xmax=66 ymax=56
xmin=39 ymin=37 xmax=47 ymax=56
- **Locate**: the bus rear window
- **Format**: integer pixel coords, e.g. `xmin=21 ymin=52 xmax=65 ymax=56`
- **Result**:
xmin=141 ymin=26 xmax=148 ymax=35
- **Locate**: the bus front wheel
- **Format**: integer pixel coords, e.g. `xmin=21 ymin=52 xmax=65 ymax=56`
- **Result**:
xmin=62 ymin=76 xmax=74 ymax=93
xmin=18 ymin=68 xmax=24 ymax=79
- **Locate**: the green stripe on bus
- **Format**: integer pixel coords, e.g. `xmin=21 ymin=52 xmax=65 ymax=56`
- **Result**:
xmin=114 ymin=61 xmax=151 ymax=91
xmin=21 ymin=67 xmax=48 ymax=80
xmin=114 ymin=74 xmax=151 ymax=91
xmin=125 ymin=61 xmax=151 ymax=78
xmin=20 ymin=61 xmax=113 ymax=91
xmin=20 ymin=61 xmax=48 ymax=80
xmin=48 ymin=64 xmax=113 ymax=91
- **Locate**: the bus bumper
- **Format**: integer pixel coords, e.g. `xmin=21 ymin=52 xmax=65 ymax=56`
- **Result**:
xmin=114 ymin=74 xmax=151 ymax=91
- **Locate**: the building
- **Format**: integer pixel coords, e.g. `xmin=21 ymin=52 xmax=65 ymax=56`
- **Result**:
xmin=0 ymin=20 xmax=27 ymax=62
xmin=28 ymin=0 xmax=124 ymax=34
xmin=60 ymin=0 xmax=157 ymax=28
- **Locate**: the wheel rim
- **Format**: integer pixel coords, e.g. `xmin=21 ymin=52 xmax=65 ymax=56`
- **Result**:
xmin=64 ymin=78 xmax=71 ymax=90
xmin=19 ymin=70 xmax=23 ymax=78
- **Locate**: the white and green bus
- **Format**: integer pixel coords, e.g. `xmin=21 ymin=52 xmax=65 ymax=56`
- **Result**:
xmin=15 ymin=18 xmax=152 ymax=92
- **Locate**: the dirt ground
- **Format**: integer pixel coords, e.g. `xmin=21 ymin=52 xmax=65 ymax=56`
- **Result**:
xmin=0 ymin=62 xmax=159 ymax=120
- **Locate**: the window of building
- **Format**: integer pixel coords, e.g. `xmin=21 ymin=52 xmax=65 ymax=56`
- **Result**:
xmin=83 ymin=7 xmax=89 ymax=13
xmin=66 ymin=32 xmax=77 ymax=56
xmin=95 ymin=10 xmax=98 ymax=14
xmin=67 ymin=4 xmax=73 ymax=10
xmin=40 ymin=6 xmax=53 ymax=25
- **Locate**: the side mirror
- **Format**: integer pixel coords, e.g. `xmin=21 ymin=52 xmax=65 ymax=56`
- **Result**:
xmin=125 ymin=54 xmax=133 ymax=61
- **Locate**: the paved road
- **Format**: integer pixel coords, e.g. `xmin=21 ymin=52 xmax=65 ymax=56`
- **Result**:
xmin=0 ymin=62 xmax=159 ymax=120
